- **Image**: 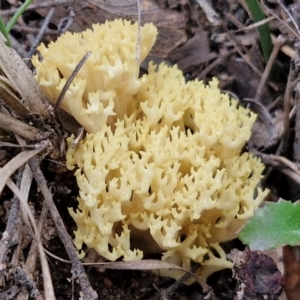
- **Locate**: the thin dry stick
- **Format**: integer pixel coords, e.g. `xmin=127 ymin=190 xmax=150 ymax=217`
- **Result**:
xmin=280 ymin=59 xmax=298 ymax=156
xmin=27 ymin=7 xmax=55 ymax=58
xmin=54 ymin=51 xmax=92 ymax=124
xmin=14 ymin=267 xmax=41 ymax=299
xmin=233 ymin=16 xmax=276 ymax=33
xmin=58 ymin=7 xmax=75 ymax=33
xmin=255 ymin=151 xmax=300 ymax=185
xmin=0 ymin=111 xmax=43 ymax=141
xmin=29 ymin=158 xmax=98 ymax=300
xmin=293 ymin=81 xmax=300 ymax=162
xmin=255 ymin=35 xmax=285 ymax=101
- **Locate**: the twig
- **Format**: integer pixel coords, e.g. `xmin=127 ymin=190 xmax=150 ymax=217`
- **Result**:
xmin=28 ymin=158 xmax=98 ymax=300
xmin=58 ymin=7 xmax=75 ymax=33
xmin=0 ymin=141 xmax=37 ymax=148
xmin=233 ymin=16 xmax=276 ymax=33
xmin=271 ymin=34 xmax=295 ymax=58
xmin=0 ymin=286 xmax=20 ymax=300
xmin=14 ymin=267 xmax=41 ymax=299
xmin=293 ymin=81 xmax=300 ymax=162
xmin=255 ymin=151 xmax=300 ymax=185
xmin=27 ymin=7 xmax=55 ymax=58
xmin=255 ymin=35 xmax=285 ymax=101
xmin=280 ymin=57 xmax=298 ymax=156
xmin=54 ymin=51 xmax=92 ymax=124
xmin=0 ymin=111 xmax=43 ymax=141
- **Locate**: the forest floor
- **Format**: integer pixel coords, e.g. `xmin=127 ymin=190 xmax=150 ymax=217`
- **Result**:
xmin=0 ymin=0 xmax=299 ymax=299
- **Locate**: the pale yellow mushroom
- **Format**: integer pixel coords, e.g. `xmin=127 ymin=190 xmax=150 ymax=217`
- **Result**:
xmin=33 ymin=19 xmax=268 ymax=281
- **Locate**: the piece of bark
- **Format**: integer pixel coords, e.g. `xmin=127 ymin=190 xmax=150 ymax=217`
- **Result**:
xmin=283 ymin=245 xmax=300 ymax=300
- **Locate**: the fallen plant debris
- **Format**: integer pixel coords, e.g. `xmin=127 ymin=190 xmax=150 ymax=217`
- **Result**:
xmin=1 ymin=0 xmax=300 ymax=299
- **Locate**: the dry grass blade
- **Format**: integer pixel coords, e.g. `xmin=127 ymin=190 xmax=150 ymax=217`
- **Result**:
xmin=0 ymin=33 xmax=50 ymax=119
xmin=0 ymin=77 xmax=32 ymax=120
xmin=19 ymin=164 xmax=34 ymax=236
xmin=0 ymin=141 xmax=48 ymax=194
xmin=6 ymin=177 xmax=55 ymax=299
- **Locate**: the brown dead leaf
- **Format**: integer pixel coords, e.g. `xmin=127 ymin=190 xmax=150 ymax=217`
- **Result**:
xmin=35 ymin=0 xmax=187 ymax=58
xmin=169 ymin=32 xmax=217 ymax=71
xmin=0 ymin=33 xmax=49 ymax=118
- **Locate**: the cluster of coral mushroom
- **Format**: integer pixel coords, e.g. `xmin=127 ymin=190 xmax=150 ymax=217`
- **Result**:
xmin=32 ymin=19 xmax=267 ymax=279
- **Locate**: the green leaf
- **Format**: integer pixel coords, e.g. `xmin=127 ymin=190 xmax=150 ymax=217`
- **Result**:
xmin=239 ymin=199 xmax=300 ymax=251
xmin=6 ymin=0 xmax=33 ymax=34
xmin=245 ymin=0 xmax=273 ymax=63
xmin=0 ymin=0 xmax=33 ymax=47
xmin=0 ymin=16 xmax=11 ymax=47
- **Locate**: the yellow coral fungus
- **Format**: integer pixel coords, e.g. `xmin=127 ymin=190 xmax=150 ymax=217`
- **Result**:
xmin=32 ymin=19 xmax=267 ymax=280
xmin=32 ymin=19 xmax=157 ymax=132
